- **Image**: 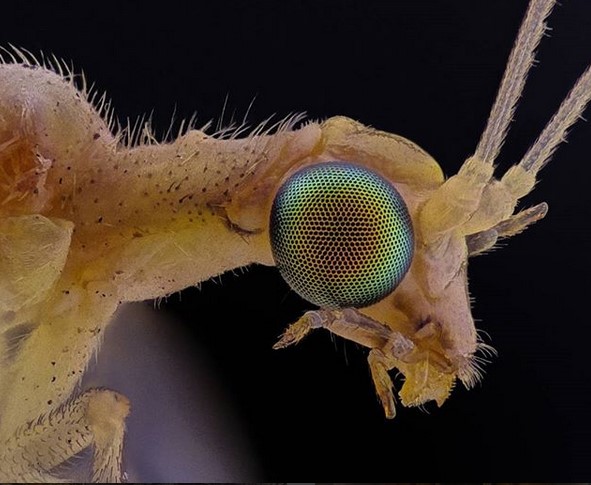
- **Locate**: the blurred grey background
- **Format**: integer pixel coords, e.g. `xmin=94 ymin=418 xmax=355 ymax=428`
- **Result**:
xmin=82 ymin=303 xmax=259 ymax=482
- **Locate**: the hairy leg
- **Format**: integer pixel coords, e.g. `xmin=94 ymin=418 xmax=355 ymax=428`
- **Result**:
xmin=274 ymin=308 xmax=458 ymax=416
xmin=0 ymin=388 xmax=129 ymax=483
xmin=0 ymin=272 xmax=129 ymax=481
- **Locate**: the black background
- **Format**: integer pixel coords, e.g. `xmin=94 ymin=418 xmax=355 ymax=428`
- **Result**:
xmin=3 ymin=1 xmax=591 ymax=482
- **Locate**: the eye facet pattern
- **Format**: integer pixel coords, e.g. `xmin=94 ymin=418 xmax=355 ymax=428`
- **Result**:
xmin=270 ymin=161 xmax=414 ymax=309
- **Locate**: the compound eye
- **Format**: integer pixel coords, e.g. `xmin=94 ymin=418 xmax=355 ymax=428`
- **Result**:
xmin=270 ymin=161 xmax=414 ymax=309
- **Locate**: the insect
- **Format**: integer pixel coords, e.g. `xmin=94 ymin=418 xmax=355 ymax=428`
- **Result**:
xmin=1 ymin=0 xmax=590 ymax=481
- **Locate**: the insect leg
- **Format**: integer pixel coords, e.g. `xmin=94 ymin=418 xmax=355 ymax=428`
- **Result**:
xmin=368 ymin=348 xmax=397 ymax=419
xmin=368 ymin=320 xmax=456 ymax=415
xmin=274 ymin=308 xmax=415 ymax=357
xmin=0 ymin=388 xmax=129 ymax=483
xmin=272 ymin=311 xmax=322 ymax=349
xmin=275 ymin=308 xmax=423 ymax=418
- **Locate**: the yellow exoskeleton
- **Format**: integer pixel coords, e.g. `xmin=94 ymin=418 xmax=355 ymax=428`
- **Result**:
xmin=1 ymin=0 xmax=590 ymax=481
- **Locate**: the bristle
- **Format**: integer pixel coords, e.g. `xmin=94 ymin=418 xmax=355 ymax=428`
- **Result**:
xmin=458 ymin=332 xmax=498 ymax=389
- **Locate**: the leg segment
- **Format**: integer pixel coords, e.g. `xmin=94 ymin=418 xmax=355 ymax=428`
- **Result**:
xmin=368 ymin=348 xmax=397 ymax=419
xmin=272 ymin=311 xmax=323 ymax=350
xmin=0 ymin=278 xmax=125 ymax=482
xmin=0 ymin=388 xmax=130 ymax=483
xmin=274 ymin=308 xmax=458 ymax=417
xmin=275 ymin=308 xmax=414 ymax=418
xmin=274 ymin=308 xmax=415 ymax=357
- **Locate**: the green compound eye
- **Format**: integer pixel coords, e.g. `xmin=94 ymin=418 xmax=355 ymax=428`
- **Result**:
xmin=270 ymin=161 xmax=414 ymax=309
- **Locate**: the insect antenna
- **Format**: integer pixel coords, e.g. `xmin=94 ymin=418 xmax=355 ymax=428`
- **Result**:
xmin=474 ymin=0 xmax=556 ymax=165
